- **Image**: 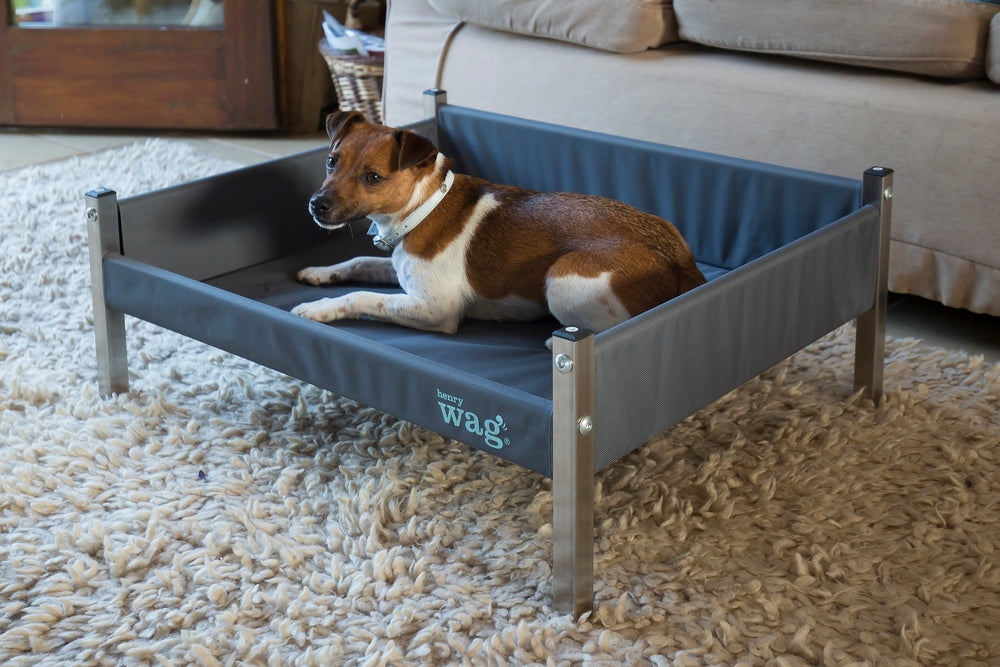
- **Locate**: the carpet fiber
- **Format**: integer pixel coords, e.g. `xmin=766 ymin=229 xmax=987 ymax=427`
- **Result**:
xmin=2 ymin=142 xmax=999 ymax=666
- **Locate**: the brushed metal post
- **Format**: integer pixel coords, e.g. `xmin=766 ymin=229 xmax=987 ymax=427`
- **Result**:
xmin=422 ymin=88 xmax=447 ymax=118
xmin=86 ymin=188 xmax=129 ymax=395
xmin=854 ymin=167 xmax=893 ymax=401
xmin=551 ymin=326 xmax=595 ymax=615
xmin=422 ymin=89 xmax=447 ymax=145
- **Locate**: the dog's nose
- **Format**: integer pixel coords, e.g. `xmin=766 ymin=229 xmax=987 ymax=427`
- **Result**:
xmin=309 ymin=193 xmax=333 ymax=216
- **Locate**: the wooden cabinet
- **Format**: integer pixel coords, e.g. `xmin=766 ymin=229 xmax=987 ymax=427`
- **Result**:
xmin=0 ymin=0 xmax=279 ymax=130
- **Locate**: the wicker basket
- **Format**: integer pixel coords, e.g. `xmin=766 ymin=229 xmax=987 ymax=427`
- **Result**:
xmin=319 ymin=40 xmax=384 ymax=124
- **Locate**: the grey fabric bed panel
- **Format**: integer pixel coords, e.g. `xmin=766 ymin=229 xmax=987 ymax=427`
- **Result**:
xmin=112 ymin=105 xmax=863 ymax=284
xmin=114 ymin=119 xmax=435 ymax=286
xmin=435 ymin=106 xmax=863 ymax=270
xmin=102 ymin=256 xmax=557 ymax=476
xmin=116 ymin=148 xmax=331 ymax=282
xmin=591 ymin=205 xmax=881 ymax=470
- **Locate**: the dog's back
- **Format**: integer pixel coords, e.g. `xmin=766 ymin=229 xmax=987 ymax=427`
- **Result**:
xmin=413 ymin=177 xmax=706 ymax=332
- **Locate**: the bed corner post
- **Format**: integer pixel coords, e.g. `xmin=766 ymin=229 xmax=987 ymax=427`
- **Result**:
xmin=422 ymin=88 xmax=447 ymax=118
xmin=551 ymin=326 xmax=596 ymax=616
xmin=422 ymin=89 xmax=447 ymax=144
xmin=854 ymin=166 xmax=893 ymax=401
xmin=86 ymin=188 xmax=129 ymax=396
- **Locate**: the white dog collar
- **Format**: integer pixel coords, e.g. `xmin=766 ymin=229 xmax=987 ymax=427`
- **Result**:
xmin=368 ymin=170 xmax=455 ymax=252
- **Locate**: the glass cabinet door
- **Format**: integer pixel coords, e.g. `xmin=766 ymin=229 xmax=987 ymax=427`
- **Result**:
xmin=12 ymin=0 xmax=224 ymax=27
xmin=1 ymin=0 xmax=278 ymax=129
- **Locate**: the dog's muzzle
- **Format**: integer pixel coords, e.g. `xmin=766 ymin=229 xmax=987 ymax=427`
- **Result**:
xmin=308 ymin=192 xmax=348 ymax=230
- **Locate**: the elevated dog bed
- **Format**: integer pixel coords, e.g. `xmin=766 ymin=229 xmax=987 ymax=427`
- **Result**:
xmin=87 ymin=92 xmax=892 ymax=614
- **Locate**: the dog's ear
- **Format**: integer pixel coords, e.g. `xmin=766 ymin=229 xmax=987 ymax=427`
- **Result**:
xmin=394 ymin=130 xmax=439 ymax=171
xmin=325 ymin=111 xmax=366 ymax=143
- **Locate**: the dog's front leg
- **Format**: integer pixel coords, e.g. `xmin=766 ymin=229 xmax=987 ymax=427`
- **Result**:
xmin=297 ymin=256 xmax=398 ymax=286
xmin=292 ymin=291 xmax=462 ymax=333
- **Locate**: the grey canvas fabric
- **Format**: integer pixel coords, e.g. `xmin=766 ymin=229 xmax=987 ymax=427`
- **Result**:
xmin=103 ymin=255 xmax=557 ymax=474
xmin=591 ymin=206 xmax=879 ymax=469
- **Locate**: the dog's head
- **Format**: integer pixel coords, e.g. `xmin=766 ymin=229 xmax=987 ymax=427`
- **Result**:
xmin=308 ymin=111 xmax=440 ymax=230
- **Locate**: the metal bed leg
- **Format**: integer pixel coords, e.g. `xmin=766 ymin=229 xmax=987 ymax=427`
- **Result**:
xmin=86 ymin=188 xmax=129 ymax=396
xmin=854 ymin=167 xmax=893 ymax=401
xmin=422 ymin=89 xmax=447 ymax=144
xmin=551 ymin=326 xmax=595 ymax=615
xmin=423 ymin=88 xmax=447 ymax=118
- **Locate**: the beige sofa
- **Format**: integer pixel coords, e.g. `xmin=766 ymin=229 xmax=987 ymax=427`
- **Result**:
xmin=383 ymin=0 xmax=1000 ymax=317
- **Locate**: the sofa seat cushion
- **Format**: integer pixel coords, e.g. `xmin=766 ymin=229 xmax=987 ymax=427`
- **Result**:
xmin=427 ymin=0 xmax=679 ymax=54
xmin=674 ymin=0 xmax=1000 ymax=79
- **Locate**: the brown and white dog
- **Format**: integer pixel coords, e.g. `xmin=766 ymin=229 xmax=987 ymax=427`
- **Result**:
xmin=292 ymin=112 xmax=706 ymax=334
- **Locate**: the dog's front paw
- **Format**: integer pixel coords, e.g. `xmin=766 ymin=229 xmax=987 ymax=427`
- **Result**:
xmin=296 ymin=266 xmax=341 ymax=286
xmin=291 ymin=298 xmax=343 ymax=322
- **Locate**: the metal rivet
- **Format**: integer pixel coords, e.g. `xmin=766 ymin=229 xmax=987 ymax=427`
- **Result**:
xmin=565 ymin=326 xmax=579 ymax=334
xmin=884 ymin=187 xmax=893 ymax=199
xmin=577 ymin=416 xmax=594 ymax=435
xmin=86 ymin=208 xmax=98 ymax=222
xmin=555 ymin=353 xmax=574 ymax=374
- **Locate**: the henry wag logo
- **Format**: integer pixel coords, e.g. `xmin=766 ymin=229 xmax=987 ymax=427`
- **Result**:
xmin=436 ymin=389 xmax=509 ymax=449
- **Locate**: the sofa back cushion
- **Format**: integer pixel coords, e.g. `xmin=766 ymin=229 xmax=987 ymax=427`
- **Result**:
xmin=674 ymin=0 xmax=1000 ymax=79
xmin=428 ymin=0 xmax=679 ymax=54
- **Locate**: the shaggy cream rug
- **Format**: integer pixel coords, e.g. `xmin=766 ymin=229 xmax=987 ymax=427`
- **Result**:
xmin=1 ymin=141 xmax=999 ymax=666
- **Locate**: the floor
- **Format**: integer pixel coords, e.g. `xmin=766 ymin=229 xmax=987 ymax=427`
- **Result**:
xmin=0 ymin=126 xmax=325 ymax=172
xmin=3 ymin=127 xmax=999 ymax=365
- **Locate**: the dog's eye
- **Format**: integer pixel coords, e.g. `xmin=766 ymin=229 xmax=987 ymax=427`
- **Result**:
xmin=364 ymin=171 xmax=384 ymax=185
xmin=326 ymin=155 xmax=338 ymax=171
